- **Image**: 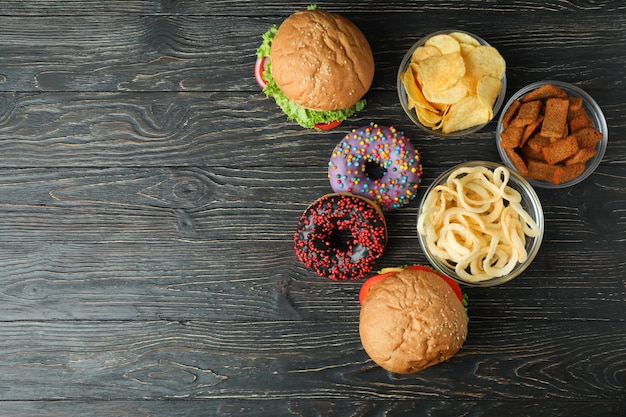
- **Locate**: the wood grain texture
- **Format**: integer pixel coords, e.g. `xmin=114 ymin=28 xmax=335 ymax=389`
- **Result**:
xmin=0 ymin=8 xmax=623 ymax=93
xmin=1 ymin=400 xmax=624 ymax=417
xmin=0 ymin=167 xmax=622 ymax=324
xmin=0 ymin=1 xmax=624 ymax=415
xmin=0 ymin=92 xmax=623 ymax=169
xmin=0 ymin=1 xmax=624 ymax=15
xmin=0 ymin=320 xmax=623 ymax=401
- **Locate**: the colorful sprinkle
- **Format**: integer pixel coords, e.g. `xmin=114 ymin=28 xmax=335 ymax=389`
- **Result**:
xmin=327 ymin=123 xmax=423 ymax=211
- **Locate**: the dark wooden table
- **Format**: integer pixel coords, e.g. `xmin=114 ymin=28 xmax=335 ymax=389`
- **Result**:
xmin=0 ymin=1 xmax=624 ymax=416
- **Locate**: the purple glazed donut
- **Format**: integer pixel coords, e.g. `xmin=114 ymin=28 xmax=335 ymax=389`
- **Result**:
xmin=328 ymin=124 xmax=423 ymax=211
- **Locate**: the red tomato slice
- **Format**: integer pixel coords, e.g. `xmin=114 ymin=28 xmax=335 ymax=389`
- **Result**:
xmin=406 ymin=265 xmax=463 ymax=302
xmin=254 ymin=56 xmax=268 ymax=89
xmin=314 ymin=120 xmax=342 ymax=130
xmin=358 ymin=271 xmax=396 ymax=305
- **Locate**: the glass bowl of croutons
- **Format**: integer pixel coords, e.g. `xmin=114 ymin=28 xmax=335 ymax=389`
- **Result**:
xmin=398 ymin=30 xmax=507 ymax=137
xmin=496 ymin=80 xmax=608 ymax=188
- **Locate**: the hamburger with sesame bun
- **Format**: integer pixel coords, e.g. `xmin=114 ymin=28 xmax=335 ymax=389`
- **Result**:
xmin=359 ymin=265 xmax=468 ymax=374
xmin=255 ymin=5 xmax=375 ymax=130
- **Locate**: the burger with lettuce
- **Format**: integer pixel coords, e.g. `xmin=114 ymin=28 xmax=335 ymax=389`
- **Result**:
xmin=255 ymin=5 xmax=375 ymax=130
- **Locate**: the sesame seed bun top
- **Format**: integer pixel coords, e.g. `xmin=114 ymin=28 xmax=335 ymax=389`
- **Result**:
xmin=269 ymin=9 xmax=375 ymax=111
xmin=359 ymin=267 xmax=468 ymax=374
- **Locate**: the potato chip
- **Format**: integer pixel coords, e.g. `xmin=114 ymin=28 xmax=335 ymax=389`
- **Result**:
xmin=430 ymin=101 xmax=450 ymax=114
xmin=442 ymin=96 xmax=491 ymax=134
xmin=465 ymin=45 xmax=506 ymax=80
xmin=424 ymin=34 xmax=461 ymax=54
xmin=422 ymin=80 xmax=468 ymax=105
xmin=449 ymin=31 xmax=481 ymax=46
xmin=411 ymin=45 xmax=441 ymax=63
xmin=476 ymin=75 xmax=503 ymax=114
xmin=417 ymin=52 xmax=465 ymax=92
xmin=459 ymin=43 xmax=476 ymax=58
xmin=416 ymin=107 xmax=443 ymax=128
xmin=459 ymin=73 xmax=478 ymax=94
xmin=401 ymin=32 xmax=506 ymax=133
xmin=404 ymin=64 xmax=438 ymax=112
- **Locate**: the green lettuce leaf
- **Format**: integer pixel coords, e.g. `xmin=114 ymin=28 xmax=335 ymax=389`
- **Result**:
xmin=256 ymin=25 xmax=277 ymax=59
xmin=462 ymin=293 xmax=469 ymax=322
xmin=256 ymin=25 xmax=366 ymax=129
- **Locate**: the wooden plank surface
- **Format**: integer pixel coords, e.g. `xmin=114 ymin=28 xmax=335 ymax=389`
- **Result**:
xmin=0 ymin=1 xmax=624 ymax=416
xmin=0 ymin=320 xmax=623 ymax=400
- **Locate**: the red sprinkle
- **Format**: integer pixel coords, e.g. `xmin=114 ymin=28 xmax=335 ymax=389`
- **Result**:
xmin=293 ymin=194 xmax=387 ymax=280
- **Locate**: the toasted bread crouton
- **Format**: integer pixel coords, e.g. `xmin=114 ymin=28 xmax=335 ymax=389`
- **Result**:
xmin=520 ymin=143 xmax=545 ymax=162
xmin=521 ymin=115 xmax=544 ymax=147
xmin=526 ymin=159 xmax=563 ymax=184
xmin=558 ymin=163 xmax=586 ymax=184
xmin=501 ymin=99 xmax=521 ymax=128
xmin=568 ymin=113 xmax=593 ymax=132
xmin=521 ymin=83 xmax=567 ymax=102
xmin=572 ymin=126 xmax=603 ymax=148
xmin=501 ymin=83 xmax=602 ymax=185
xmin=540 ymin=98 xmax=569 ymax=138
xmin=567 ymin=106 xmax=587 ymax=122
xmin=565 ymin=147 xmax=597 ymax=166
xmin=510 ymin=100 xmax=542 ymax=127
xmin=554 ymin=124 xmax=569 ymax=143
xmin=568 ymin=96 xmax=583 ymax=112
xmin=526 ymin=134 xmax=551 ymax=152
xmin=541 ymin=135 xmax=579 ymax=165
xmin=504 ymin=147 xmax=529 ymax=177
xmin=500 ymin=126 xmax=524 ymax=148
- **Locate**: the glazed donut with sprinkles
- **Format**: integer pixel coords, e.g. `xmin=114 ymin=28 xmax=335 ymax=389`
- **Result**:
xmin=328 ymin=124 xmax=423 ymax=211
xmin=293 ymin=193 xmax=387 ymax=281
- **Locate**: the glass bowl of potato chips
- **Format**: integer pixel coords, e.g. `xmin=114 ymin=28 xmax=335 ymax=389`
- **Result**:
xmin=398 ymin=30 xmax=507 ymax=137
xmin=496 ymin=80 xmax=608 ymax=188
xmin=417 ymin=161 xmax=544 ymax=287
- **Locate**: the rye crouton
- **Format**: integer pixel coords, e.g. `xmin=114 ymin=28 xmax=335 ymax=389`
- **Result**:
xmin=500 ymin=126 xmax=524 ymax=148
xmin=510 ymin=100 xmax=542 ymax=127
xmin=540 ymin=98 xmax=570 ymax=139
xmin=521 ymin=83 xmax=568 ymax=102
xmin=567 ymin=106 xmax=587 ymax=122
xmin=565 ymin=147 xmax=597 ymax=166
xmin=541 ymin=135 xmax=579 ymax=165
xmin=568 ymin=96 xmax=583 ymax=112
xmin=568 ymin=113 xmax=593 ymax=132
xmin=526 ymin=134 xmax=551 ymax=152
xmin=526 ymin=159 xmax=563 ymax=184
xmin=559 ymin=163 xmax=586 ymax=184
xmin=501 ymin=99 xmax=521 ymax=128
xmin=520 ymin=143 xmax=546 ymax=162
xmin=504 ymin=147 xmax=529 ymax=177
xmin=521 ymin=115 xmax=544 ymax=147
xmin=572 ymin=126 xmax=603 ymax=148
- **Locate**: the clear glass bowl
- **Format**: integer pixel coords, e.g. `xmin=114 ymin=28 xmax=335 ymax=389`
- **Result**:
xmin=416 ymin=161 xmax=544 ymax=287
xmin=397 ymin=30 xmax=507 ymax=137
xmin=496 ymin=80 xmax=608 ymax=188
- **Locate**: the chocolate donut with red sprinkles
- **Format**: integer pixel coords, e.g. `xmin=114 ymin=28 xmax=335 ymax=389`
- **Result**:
xmin=294 ymin=193 xmax=387 ymax=280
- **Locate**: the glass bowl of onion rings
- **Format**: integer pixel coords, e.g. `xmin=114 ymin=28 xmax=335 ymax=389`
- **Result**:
xmin=416 ymin=161 xmax=544 ymax=287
